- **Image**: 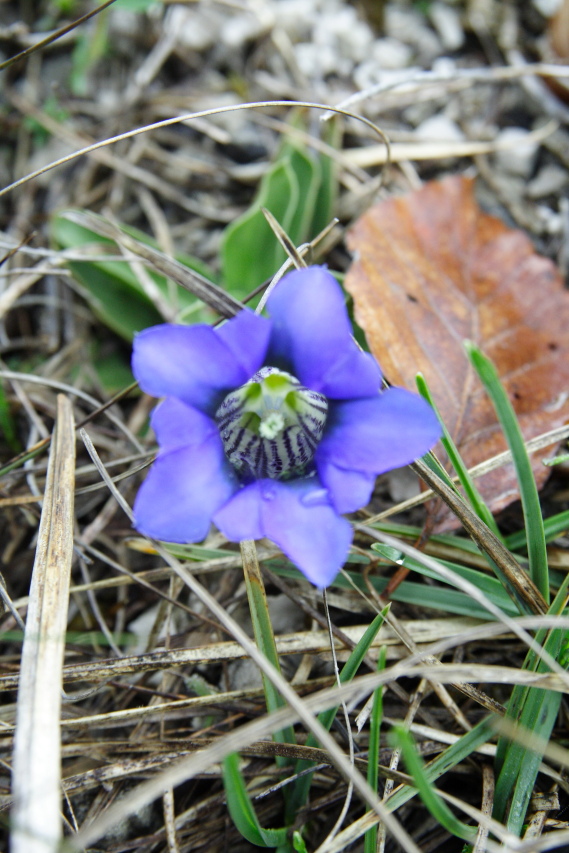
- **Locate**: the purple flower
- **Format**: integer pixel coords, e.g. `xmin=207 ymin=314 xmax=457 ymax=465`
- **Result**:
xmin=132 ymin=266 xmax=441 ymax=587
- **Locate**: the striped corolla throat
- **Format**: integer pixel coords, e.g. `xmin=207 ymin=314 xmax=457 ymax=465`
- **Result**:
xmin=214 ymin=367 xmax=328 ymax=481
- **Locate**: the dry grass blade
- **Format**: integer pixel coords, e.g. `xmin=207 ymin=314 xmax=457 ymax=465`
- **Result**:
xmin=344 ymin=121 xmax=557 ymax=166
xmin=10 ymin=395 xmax=75 ymax=853
xmin=0 ymin=0 xmax=120 ymax=72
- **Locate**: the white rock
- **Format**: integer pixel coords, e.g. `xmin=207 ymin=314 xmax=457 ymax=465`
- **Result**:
xmin=314 ymin=6 xmax=373 ymax=62
xmin=527 ymin=164 xmax=569 ymax=198
xmin=537 ymin=205 xmax=562 ymax=234
xmin=268 ymin=594 xmax=305 ymax=634
xmin=384 ymin=5 xmax=443 ymax=62
xmin=273 ymin=0 xmax=315 ymax=39
xmin=221 ymin=11 xmax=270 ymax=49
xmin=428 ymin=1 xmax=464 ymax=51
xmin=227 ymin=659 xmax=263 ymax=691
xmin=128 ymin=605 xmax=178 ymax=656
xmin=295 ymin=41 xmax=351 ymax=78
xmin=533 ymin=0 xmax=564 ymax=16
xmin=372 ymin=37 xmax=414 ymax=69
xmin=415 ymin=113 xmax=465 ymax=142
xmin=495 ymin=128 xmax=540 ymax=177
xmin=169 ymin=6 xmax=223 ymax=52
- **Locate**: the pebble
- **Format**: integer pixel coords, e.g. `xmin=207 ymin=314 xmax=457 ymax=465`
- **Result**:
xmin=532 ymin=0 xmax=564 ymax=15
xmin=428 ymin=1 xmax=465 ymax=51
xmin=495 ymin=128 xmax=540 ymax=177
xmin=384 ymin=4 xmax=443 ymax=63
xmin=527 ymin=164 xmax=569 ymax=198
xmin=415 ymin=113 xmax=466 ymax=142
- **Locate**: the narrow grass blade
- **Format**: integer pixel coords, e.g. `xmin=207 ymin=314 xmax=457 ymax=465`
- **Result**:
xmin=466 ymin=343 xmax=549 ymax=602
xmin=222 ymin=752 xmax=289 ymax=848
xmin=289 ymin=608 xmax=388 ymax=814
xmin=505 ymin=507 xmax=569 ymax=552
xmin=370 ymin=543 xmax=520 ymax=616
xmin=493 ymin=574 xmax=569 ymax=833
xmin=391 ymin=727 xmax=477 ymax=844
xmin=270 ymin=561 xmax=519 ymax=619
xmin=293 ymin=831 xmax=309 ymax=852
xmin=11 ymin=396 xmax=75 ymax=853
xmin=364 ymin=645 xmax=386 ymax=853
xmin=416 ymin=372 xmax=501 ymax=538
xmin=385 ymin=715 xmax=495 ymax=814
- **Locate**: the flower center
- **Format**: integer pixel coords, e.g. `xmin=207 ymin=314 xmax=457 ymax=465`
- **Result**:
xmin=214 ymin=367 xmax=328 ymax=481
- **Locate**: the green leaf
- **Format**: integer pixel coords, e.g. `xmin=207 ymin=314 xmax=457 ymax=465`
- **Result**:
xmin=91 ymin=348 xmax=134 ymax=395
xmin=371 ymin=544 xmax=520 ymax=617
xmin=505 ymin=508 xmax=569 ymax=552
xmin=365 ymin=645 xmax=386 ymax=853
xmin=222 ymin=159 xmax=299 ymax=298
xmin=493 ymin=574 xmax=569 ymax=833
xmin=391 ymin=727 xmax=476 ymax=843
xmin=310 ymin=118 xmax=341 ymax=236
xmin=292 ymin=831 xmax=308 ymax=853
xmin=0 ymin=383 xmax=21 ymax=452
xmin=285 ymin=145 xmax=321 ymax=247
xmin=466 ymin=343 xmax=549 ymax=602
xmin=386 ymin=716 xmax=495 ymax=813
xmin=222 ymin=752 xmax=289 ymax=848
xmin=52 ymin=213 xmax=216 ymax=340
xmin=267 ymin=559 xmax=518 ymax=620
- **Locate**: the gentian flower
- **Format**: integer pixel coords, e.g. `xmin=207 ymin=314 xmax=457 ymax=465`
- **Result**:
xmin=132 ymin=266 xmax=441 ymax=587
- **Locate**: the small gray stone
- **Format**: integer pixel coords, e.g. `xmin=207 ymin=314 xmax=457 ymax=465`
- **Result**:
xmin=428 ymin=1 xmax=465 ymax=51
xmin=495 ymin=128 xmax=540 ymax=178
xmin=526 ymin=165 xmax=569 ymax=199
xmin=415 ymin=113 xmax=465 ymax=142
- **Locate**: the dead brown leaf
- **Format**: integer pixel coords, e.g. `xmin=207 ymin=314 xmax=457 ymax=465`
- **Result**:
xmin=345 ymin=175 xmax=569 ymax=529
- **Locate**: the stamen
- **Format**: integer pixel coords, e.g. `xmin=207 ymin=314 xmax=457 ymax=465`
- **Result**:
xmin=214 ymin=367 xmax=328 ymax=480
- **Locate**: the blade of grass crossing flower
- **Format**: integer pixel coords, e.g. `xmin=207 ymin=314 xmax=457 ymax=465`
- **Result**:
xmin=289 ymin=608 xmax=388 ymax=814
xmin=493 ymin=573 xmax=569 ymax=832
xmin=416 ymin=372 xmax=502 ymax=539
xmin=364 ymin=645 xmax=387 ymax=853
xmin=391 ymin=727 xmax=477 ymax=843
xmin=466 ymin=343 xmax=549 ymax=602
xmin=222 ymin=752 xmax=289 ymax=849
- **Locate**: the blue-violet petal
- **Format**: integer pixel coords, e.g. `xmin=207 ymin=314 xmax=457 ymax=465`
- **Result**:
xmin=316 ymin=457 xmax=377 ymax=514
xmin=132 ymin=314 xmax=269 ymax=414
xmin=134 ymin=436 xmax=237 ymax=543
xmin=317 ymin=387 xmax=442 ymax=475
xmin=266 ymin=266 xmax=381 ymax=399
xmin=214 ymin=478 xmax=352 ymax=588
xmin=216 ymin=309 xmax=272 ymax=379
xmin=150 ymin=398 xmax=218 ymax=451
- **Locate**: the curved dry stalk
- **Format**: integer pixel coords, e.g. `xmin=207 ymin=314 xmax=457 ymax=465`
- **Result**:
xmin=0 ymin=100 xmax=390 ymax=200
